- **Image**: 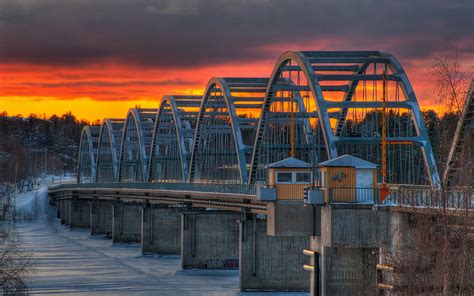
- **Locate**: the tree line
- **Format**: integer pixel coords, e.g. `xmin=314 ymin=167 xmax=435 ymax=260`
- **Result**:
xmin=0 ymin=112 xmax=92 ymax=185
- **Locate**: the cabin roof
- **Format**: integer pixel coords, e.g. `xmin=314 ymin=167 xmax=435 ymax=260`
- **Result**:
xmin=318 ymin=155 xmax=377 ymax=169
xmin=268 ymin=157 xmax=312 ymax=168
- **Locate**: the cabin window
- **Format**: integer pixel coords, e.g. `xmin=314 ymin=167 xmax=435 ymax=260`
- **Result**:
xmin=276 ymin=172 xmax=293 ymax=183
xmin=320 ymin=171 xmax=327 ymax=187
xmin=276 ymin=172 xmax=312 ymax=184
xmin=295 ymin=172 xmax=311 ymax=183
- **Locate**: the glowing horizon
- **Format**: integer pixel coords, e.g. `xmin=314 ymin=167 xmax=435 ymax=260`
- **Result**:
xmin=0 ymin=56 xmax=467 ymax=123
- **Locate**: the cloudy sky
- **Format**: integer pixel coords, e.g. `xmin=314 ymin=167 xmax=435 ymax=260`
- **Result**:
xmin=1 ymin=0 xmax=473 ymax=121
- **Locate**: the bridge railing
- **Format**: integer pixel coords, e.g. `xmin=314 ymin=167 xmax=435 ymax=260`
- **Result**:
xmin=49 ymin=181 xmax=257 ymax=196
xmin=384 ymin=186 xmax=473 ymax=209
xmin=327 ymin=187 xmax=379 ymax=204
xmin=48 ymin=176 xmax=78 ymax=189
xmin=151 ymin=182 xmax=257 ymax=196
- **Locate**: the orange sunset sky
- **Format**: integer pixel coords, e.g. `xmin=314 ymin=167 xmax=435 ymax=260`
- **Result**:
xmin=1 ymin=1 xmax=473 ymax=123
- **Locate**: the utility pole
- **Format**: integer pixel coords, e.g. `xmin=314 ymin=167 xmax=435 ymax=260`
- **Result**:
xmin=379 ymin=69 xmax=389 ymax=203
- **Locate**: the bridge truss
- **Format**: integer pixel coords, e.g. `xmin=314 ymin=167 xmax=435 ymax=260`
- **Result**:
xmin=78 ymin=51 xmax=440 ymax=186
xmin=95 ymin=118 xmax=124 ymax=182
xmin=148 ymin=95 xmax=201 ymax=183
xmin=118 ymin=108 xmax=156 ymax=182
xmin=77 ymin=126 xmax=100 ymax=183
xmin=189 ymin=77 xmax=268 ymax=184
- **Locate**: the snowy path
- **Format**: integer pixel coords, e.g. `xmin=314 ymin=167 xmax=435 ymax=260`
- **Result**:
xmin=18 ymin=219 xmax=308 ymax=295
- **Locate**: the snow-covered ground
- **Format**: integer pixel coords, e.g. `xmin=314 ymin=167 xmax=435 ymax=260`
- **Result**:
xmin=15 ymin=187 xmax=308 ymax=295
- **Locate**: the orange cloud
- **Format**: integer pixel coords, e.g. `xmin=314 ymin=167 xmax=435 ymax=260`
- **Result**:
xmin=1 ymin=53 xmax=471 ymax=123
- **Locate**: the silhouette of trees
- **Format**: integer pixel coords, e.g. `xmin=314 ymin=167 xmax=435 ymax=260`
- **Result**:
xmin=0 ymin=112 xmax=89 ymax=183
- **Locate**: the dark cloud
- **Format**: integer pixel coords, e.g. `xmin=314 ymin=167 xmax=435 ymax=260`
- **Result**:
xmin=0 ymin=0 xmax=472 ymax=68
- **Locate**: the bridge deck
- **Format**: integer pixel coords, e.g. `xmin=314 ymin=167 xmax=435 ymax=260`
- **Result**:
xmin=48 ymin=182 xmax=473 ymax=215
xmin=49 ymin=182 xmax=266 ymax=213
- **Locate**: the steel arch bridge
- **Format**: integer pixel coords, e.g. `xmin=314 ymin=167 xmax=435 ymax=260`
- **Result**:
xmin=188 ymin=77 xmax=268 ymax=184
xmin=250 ymin=51 xmax=439 ymax=185
xmin=148 ymin=95 xmax=201 ymax=183
xmin=77 ymin=50 xmax=440 ymax=187
xmin=95 ymin=118 xmax=124 ymax=182
xmin=118 ymin=108 xmax=157 ymax=182
xmin=77 ymin=125 xmax=100 ymax=183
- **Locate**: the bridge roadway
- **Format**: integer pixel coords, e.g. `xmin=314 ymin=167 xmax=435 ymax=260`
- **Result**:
xmin=48 ymin=182 xmax=473 ymax=214
xmin=49 ymin=182 xmax=266 ymax=213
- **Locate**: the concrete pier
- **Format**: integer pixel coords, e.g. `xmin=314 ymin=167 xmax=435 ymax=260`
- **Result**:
xmin=90 ymin=201 xmax=113 ymax=237
xmin=141 ymin=206 xmax=181 ymax=254
xmin=313 ymin=241 xmax=378 ymax=295
xmin=239 ymin=215 xmax=309 ymax=291
xmin=181 ymin=211 xmax=240 ymax=269
xmin=69 ymin=199 xmax=91 ymax=229
xmin=112 ymin=203 xmax=142 ymax=243
xmin=58 ymin=199 xmax=66 ymax=224
xmin=308 ymin=205 xmax=388 ymax=295
xmin=64 ymin=199 xmax=71 ymax=226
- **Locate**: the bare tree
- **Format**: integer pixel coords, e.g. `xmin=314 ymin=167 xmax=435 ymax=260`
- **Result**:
xmin=432 ymin=52 xmax=470 ymax=115
xmin=0 ymin=223 xmax=34 ymax=295
xmin=379 ymin=56 xmax=473 ymax=295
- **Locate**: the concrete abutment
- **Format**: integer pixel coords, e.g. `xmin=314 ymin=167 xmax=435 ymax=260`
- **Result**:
xmin=141 ymin=206 xmax=181 ymax=254
xmin=69 ymin=199 xmax=91 ymax=228
xmin=90 ymin=200 xmax=113 ymax=237
xmin=239 ymin=215 xmax=309 ymax=292
xmin=181 ymin=210 xmax=240 ymax=269
xmin=112 ymin=203 xmax=142 ymax=243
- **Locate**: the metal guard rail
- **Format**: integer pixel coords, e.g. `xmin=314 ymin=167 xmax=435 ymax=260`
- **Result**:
xmin=49 ymin=182 xmax=257 ymax=196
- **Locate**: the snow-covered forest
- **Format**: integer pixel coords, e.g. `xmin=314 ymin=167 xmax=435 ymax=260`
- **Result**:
xmin=0 ymin=112 xmax=93 ymax=185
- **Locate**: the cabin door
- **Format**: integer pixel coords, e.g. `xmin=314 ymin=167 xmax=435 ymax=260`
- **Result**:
xmin=356 ymin=169 xmax=373 ymax=203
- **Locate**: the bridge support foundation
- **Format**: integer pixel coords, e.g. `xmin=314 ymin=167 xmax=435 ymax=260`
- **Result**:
xmin=69 ymin=199 xmax=91 ymax=228
xmin=141 ymin=206 xmax=181 ymax=254
xmin=112 ymin=203 xmax=142 ymax=243
xmin=64 ymin=199 xmax=71 ymax=226
xmin=307 ymin=206 xmax=388 ymax=295
xmin=239 ymin=215 xmax=309 ymax=292
xmin=181 ymin=210 xmax=240 ymax=269
xmin=90 ymin=201 xmax=113 ymax=237
xmin=58 ymin=199 xmax=67 ymax=224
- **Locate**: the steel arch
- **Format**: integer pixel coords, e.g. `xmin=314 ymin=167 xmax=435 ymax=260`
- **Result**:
xmin=118 ymin=108 xmax=157 ymax=182
xmin=95 ymin=118 xmax=124 ymax=182
xmin=189 ymin=77 xmax=268 ymax=184
xmin=249 ymin=51 xmax=440 ymax=185
xmin=77 ymin=125 xmax=100 ymax=183
xmin=148 ymin=95 xmax=201 ymax=182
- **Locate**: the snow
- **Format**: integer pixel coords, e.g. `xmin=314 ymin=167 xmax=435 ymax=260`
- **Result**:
xmin=15 ymin=186 xmax=308 ymax=296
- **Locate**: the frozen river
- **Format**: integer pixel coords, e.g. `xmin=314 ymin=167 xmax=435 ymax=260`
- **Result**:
xmin=17 ymin=219 xmax=307 ymax=295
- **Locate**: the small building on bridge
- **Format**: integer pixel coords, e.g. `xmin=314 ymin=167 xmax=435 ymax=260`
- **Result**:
xmin=318 ymin=155 xmax=378 ymax=204
xmin=257 ymin=157 xmax=314 ymax=201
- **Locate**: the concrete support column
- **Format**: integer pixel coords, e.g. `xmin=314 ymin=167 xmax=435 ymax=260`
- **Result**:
xmin=56 ymin=201 xmax=61 ymax=219
xmin=90 ymin=201 xmax=113 ymax=237
xmin=141 ymin=206 xmax=181 ymax=254
xmin=112 ymin=203 xmax=142 ymax=243
xmin=317 ymin=243 xmax=378 ymax=295
xmin=69 ymin=199 xmax=91 ymax=228
xmin=307 ymin=206 xmax=387 ymax=295
xmin=181 ymin=211 xmax=240 ymax=269
xmin=58 ymin=200 xmax=66 ymax=224
xmin=64 ymin=199 xmax=71 ymax=226
xmin=239 ymin=215 xmax=309 ymax=292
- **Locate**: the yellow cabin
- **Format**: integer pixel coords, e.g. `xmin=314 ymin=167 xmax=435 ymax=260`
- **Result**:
xmin=318 ymin=155 xmax=378 ymax=203
xmin=265 ymin=157 xmax=313 ymax=200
